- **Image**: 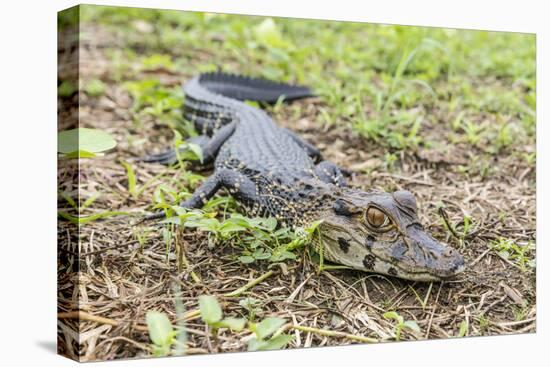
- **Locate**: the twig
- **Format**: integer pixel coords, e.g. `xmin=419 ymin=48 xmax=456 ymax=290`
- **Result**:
xmin=424 ymin=282 xmax=443 ymax=338
xmin=438 ymin=207 xmax=461 ymax=240
xmin=224 ymin=270 xmax=274 ymax=297
xmin=495 ymin=317 xmax=536 ymax=328
xmin=469 ymin=248 xmax=492 ymax=267
xmin=291 ymin=325 xmax=379 ymax=344
xmin=179 ymin=236 xmax=201 ymax=284
xmin=95 ymin=336 xmax=151 ymax=353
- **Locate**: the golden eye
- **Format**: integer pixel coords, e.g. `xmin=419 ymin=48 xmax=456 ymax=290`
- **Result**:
xmin=366 ymin=207 xmax=389 ymax=228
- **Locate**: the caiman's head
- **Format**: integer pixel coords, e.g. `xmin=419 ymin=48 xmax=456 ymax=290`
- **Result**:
xmin=318 ymin=189 xmax=465 ymax=281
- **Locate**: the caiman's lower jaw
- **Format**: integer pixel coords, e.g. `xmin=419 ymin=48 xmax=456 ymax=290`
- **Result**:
xmin=320 ymin=231 xmax=466 ymax=282
xmin=357 ymin=254 xmax=465 ymax=282
xmin=391 ymin=260 xmax=466 ymax=282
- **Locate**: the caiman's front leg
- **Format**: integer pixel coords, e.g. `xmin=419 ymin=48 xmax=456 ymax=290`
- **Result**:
xmin=143 ymin=168 xmax=258 ymax=222
xmin=179 ymin=169 xmax=258 ymax=209
xmin=141 ymin=124 xmax=237 ymax=222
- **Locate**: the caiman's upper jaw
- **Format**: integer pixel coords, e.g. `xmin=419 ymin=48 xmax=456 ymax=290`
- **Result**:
xmin=405 ymin=224 xmax=465 ymax=278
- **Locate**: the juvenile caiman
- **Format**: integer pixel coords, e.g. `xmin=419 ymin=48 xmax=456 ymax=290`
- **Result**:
xmin=143 ymin=72 xmax=465 ymax=282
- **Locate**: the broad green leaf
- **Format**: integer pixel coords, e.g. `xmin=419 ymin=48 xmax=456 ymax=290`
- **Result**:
xmin=261 ymin=334 xmax=294 ymax=350
xmin=262 ymin=217 xmax=278 ymax=231
xmin=247 ymin=337 xmax=267 ymax=352
xmin=58 ymin=128 xmax=117 ymax=155
xmin=402 ymin=320 xmax=421 ymax=333
xmin=253 ymin=317 xmax=286 ymax=340
xmin=198 ymin=295 xmax=223 ymax=324
xmin=238 ymin=255 xmax=255 ymax=264
xmin=187 ymin=143 xmax=204 ymax=163
xmin=270 ymin=250 xmax=296 ymax=262
xmin=213 ymin=317 xmax=246 ymax=331
xmin=239 ymin=297 xmax=261 ymax=311
xmin=248 ymin=334 xmax=293 ymax=351
xmin=146 ymin=311 xmax=174 ymax=346
xmin=218 ymin=221 xmax=249 ymax=234
xmin=63 ymin=150 xmax=97 ymax=158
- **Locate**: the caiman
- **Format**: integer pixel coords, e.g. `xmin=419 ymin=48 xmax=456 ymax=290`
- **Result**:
xmin=143 ymin=72 xmax=465 ymax=282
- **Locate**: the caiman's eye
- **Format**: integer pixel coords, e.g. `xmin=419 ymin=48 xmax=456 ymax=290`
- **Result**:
xmin=366 ymin=207 xmax=390 ymax=228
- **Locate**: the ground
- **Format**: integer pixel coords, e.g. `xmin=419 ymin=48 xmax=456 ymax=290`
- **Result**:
xmin=57 ymin=6 xmax=536 ymax=362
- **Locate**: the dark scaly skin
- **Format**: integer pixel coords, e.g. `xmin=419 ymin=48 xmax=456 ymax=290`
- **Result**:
xmin=144 ymin=73 xmax=465 ymax=282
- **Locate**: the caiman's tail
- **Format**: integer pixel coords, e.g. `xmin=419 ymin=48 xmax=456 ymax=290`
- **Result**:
xmin=196 ymin=72 xmax=315 ymax=103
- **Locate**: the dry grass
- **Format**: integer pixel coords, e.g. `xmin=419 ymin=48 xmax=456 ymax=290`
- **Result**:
xmin=57 ymin=22 xmax=536 ymax=362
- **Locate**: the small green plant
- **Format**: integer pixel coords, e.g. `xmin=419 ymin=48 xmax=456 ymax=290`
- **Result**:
xmin=123 ymin=79 xmax=183 ymax=125
xmin=133 ymin=226 xmax=151 ymax=251
xmin=247 ymin=317 xmax=293 ymax=351
xmin=141 ymin=54 xmax=175 ymax=71
xmin=197 ymin=295 xmax=292 ymax=351
xmin=523 ymin=152 xmax=536 ymax=165
xmin=239 ymin=297 xmax=262 ymax=321
xmin=462 ymin=119 xmax=484 ymax=146
xmin=453 ymin=214 xmax=475 ymax=242
xmin=146 ymin=311 xmax=178 ymax=357
xmin=121 ymin=160 xmax=138 ymax=198
xmin=198 ymin=295 xmax=246 ymax=334
xmin=162 ymin=205 xmax=319 ymax=267
xmin=451 ymin=111 xmax=465 ymax=131
xmin=383 ymin=311 xmax=421 ymax=341
xmin=384 ymin=152 xmax=398 ymax=171
xmin=490 ymin=238 xmax=535 ymax=271
xmin=513 ymin=306 xmax=529 ymax=322
xmin=408 ymin=283 xmax=432 ymax=310
xmin=58 ymin=80 xmax=77 ymax=98
xmin=457 ymin=319 xmax=468 ymax=337
xmin=477 ymin=314 xmax=490 ymax=333
xmin=495 ymin=123 xmax=513 ymax=151
xmin=120 ymin=160 xmax=173 ymax=200
xmin=84 ymin=78 xmax=107 ymax=97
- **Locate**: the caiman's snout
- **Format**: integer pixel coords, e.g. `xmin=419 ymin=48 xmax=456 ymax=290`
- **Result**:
xmin=405 ymin=225 xmax=466 ymax=279
xmin=442 ymin=246 xmax=466 ymax=273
